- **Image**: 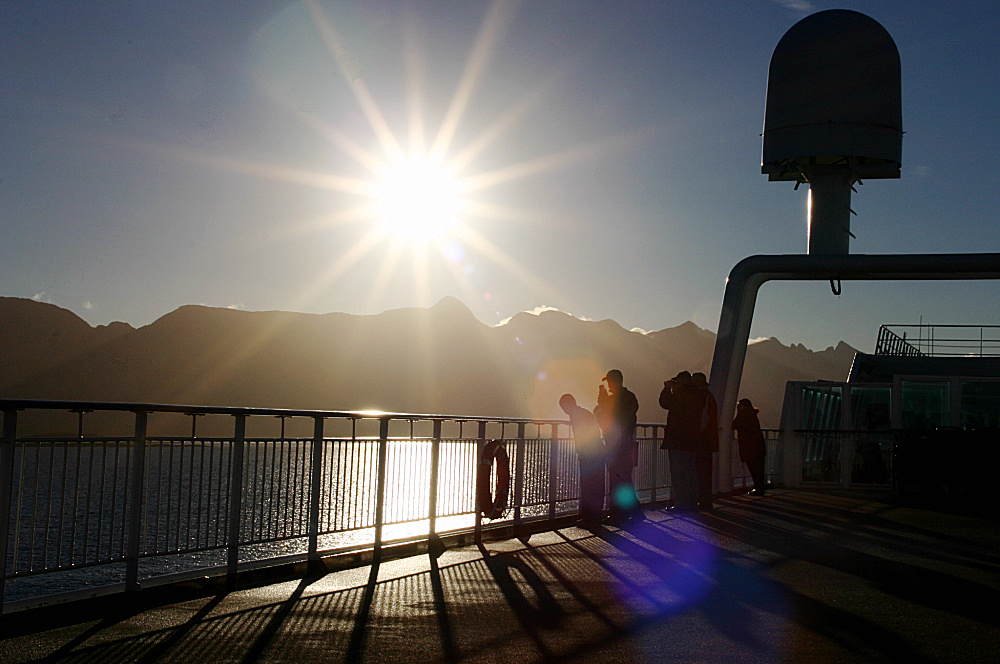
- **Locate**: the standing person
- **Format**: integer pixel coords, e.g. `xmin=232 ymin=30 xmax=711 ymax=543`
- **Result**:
xmin=691 ymin=372 xmax=719 ymax=511
xmin=733 ymin=398 xmax=767 ymax=495
xmin=594 ymin=369 xmax=640 ymax=524
xmin=560 ymin=393 xmax=607 ymax=526
xmin=659 ymin=371 xmax=701 ymax=511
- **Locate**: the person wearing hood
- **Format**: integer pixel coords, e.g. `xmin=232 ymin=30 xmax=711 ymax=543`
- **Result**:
xmin=691 ymin=372 xmax=719 ymax=510
xmin=733 ymin=398 xmax=767 ymax=495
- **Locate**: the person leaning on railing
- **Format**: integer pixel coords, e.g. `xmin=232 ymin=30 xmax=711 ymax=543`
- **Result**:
xmin=733 ymin=398 xmax=767 ymax=496
xmin=560 ymin=393 xmax=607 ymax=528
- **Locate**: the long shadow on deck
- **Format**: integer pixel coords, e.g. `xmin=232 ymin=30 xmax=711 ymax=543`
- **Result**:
xmin=3 ymin=491 xmax=999 ymax=664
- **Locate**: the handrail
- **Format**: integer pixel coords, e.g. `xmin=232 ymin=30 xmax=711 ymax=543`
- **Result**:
xmin=0 ymin=398 xmax=574 ymax=425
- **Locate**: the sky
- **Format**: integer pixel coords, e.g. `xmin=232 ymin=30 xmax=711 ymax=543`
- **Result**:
xmin=4 ymin=0 xmax=1000 ymax=353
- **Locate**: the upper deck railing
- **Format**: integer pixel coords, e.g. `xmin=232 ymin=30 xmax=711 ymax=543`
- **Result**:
xmin=876 ymin=324 xmax=1000 ymax=357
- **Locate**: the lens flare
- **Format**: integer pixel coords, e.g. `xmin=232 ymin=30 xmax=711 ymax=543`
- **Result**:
xmin=613 ymin=484 xmax=640 ymax=512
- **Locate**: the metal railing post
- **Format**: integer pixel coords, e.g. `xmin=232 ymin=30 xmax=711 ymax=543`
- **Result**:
xmin=474 ymin=421 xmax=487 ymax=543
xmin=650 ymin=427 xmax=659 ymax=504
xmin=513 ymin=422 xmax=526 ymax=530
xmin=548 ymin=423 xmax=558 ymax=521
xmin=426 ymin=419 xmax=445 ymax=558
xmin=429 ymin=420 xmax=442 ymax=536
xmin=226 ymin=414 xmax=246 ymax=581
xmin=373 ymin=417 xmax=390 ymax=559
xmin=308 ymin=416 xmax=324 ymax=559
xmin=0 ymin=409 xmax=19 ymax=611
xmin=125 ymin=410 xmax=148 ymax=591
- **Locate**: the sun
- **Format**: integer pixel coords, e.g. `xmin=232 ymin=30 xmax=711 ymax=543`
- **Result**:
xmin=215 ymin=1 xmax=632 ymax=315
xmin=374 ymin=155 xmax=461 ymax=243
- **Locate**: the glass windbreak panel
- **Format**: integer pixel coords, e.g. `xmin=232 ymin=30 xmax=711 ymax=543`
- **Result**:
xmin=900 ymin=381 xmax=949 ymax=430
xmin=850 ymin=431 xmax=892 ymax=484
xmin=961 ymin=381 xmax=1000 ymax=430
xmin=801 ymin=431 xmax=841 ymax=482
xmin=850 ymin=386 xmax=891 ymax=484
xmin=850 ymin=387 xmax=891 ymax=430
xmin=800 ymin=386 xmax=842 ymax=430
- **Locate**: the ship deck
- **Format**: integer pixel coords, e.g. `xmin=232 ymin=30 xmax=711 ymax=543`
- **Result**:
xmin=1 ymin=488 xmax=997 ymax=664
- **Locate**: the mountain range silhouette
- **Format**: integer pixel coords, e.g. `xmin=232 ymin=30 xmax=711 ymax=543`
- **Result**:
xmin=0 ymin=296 xmax=855 ymax=434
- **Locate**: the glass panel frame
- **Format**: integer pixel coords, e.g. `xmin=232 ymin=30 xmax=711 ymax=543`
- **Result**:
xmin=900 ymin=380 xmax=949 ymax=430
xmin=960 ymin=380 xmax=1000 ymax=430
xmin=850 ymin=386 xmax=892 ymax=484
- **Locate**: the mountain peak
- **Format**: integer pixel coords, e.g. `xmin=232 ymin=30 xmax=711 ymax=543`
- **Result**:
xmin=430 ymin=296 xmax=473 ymax=315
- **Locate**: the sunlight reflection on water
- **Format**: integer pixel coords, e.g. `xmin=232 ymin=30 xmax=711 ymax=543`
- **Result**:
xmin=5 ymin=435 xmax=579 ymax=604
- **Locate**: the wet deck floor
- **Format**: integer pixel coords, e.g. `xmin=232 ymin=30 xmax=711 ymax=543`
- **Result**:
xmin=2 ymin=489 xmax=998 ymax=663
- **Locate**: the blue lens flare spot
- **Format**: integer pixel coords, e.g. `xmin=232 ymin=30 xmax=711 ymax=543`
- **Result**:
xmin=613 ymin=485 xmax=639 ymax=510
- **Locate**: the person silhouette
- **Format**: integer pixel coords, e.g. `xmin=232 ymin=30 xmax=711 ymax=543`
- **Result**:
xmin=594 ymin=369 xmax=640 ymax=524
xmin=691 ymin=372 xmax=719 ymax=510
xmin=659 ymin=371 xmax=700 ymax=511
xmin=560 ymin=393 xmax=607 ymax=526
xmin=733 ymin=398 xmax=767 ymax=495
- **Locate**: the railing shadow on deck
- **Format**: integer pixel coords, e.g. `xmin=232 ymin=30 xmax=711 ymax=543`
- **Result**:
xmin=2 ymin=490 xmax=998 ymax=663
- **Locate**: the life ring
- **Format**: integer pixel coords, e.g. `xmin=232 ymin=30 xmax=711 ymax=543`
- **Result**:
xmin=477 ymin=439 xmax=510 ymax=519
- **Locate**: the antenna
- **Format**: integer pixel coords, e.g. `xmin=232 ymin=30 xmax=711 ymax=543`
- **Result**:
xmin=762 ymin=10 xmax=902 ymax=255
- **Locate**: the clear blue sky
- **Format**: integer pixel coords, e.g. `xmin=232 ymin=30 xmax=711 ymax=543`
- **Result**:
xmin=4 ymin=0 xmax=999 ymax=352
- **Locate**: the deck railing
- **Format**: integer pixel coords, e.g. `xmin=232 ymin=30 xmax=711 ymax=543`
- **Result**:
xmin=0 ymin=399 xmax=777 ymax=611
xmin=876 ymin=324 xmax=1000 ymax=357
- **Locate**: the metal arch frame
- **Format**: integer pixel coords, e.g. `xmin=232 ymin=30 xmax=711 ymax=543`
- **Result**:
xmin=708 ymin=252 xmax=1000 ymax=492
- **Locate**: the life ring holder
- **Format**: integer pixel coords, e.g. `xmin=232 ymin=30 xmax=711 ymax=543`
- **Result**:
xmin=477 ymin=439 xmax=511 ymax=519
